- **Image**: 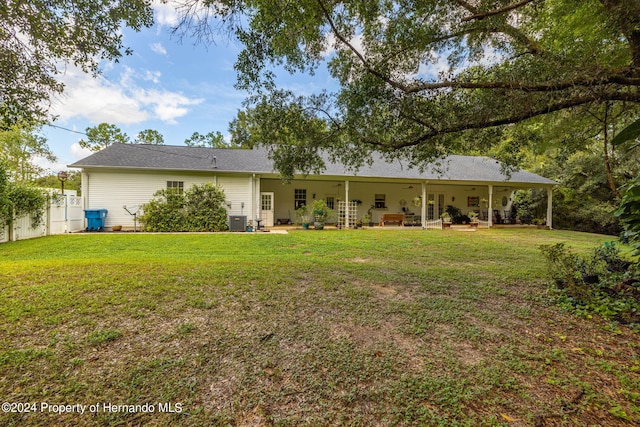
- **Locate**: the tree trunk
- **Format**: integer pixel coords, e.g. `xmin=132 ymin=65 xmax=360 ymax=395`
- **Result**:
xmin=602 ymin=103 xmax=622 ymax=198
xmin=600 ymin=0 xmax=640 ymax=68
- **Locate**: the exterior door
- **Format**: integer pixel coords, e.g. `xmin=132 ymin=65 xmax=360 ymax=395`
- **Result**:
xmin=428 ymin=193 xmax=446 ymax=220
xmin=260 ymin=192 xmax=275 ymax=226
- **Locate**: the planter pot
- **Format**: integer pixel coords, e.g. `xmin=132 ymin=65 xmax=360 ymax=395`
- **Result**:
xmin=443 ymin=222 xmax=451 ymax=228
xmin=314 ymin=222 xmax=325 ymax=230
xmin=112 ymin=225 xmax=122 ymax=231
xmin=470 ymin=222 xmax=478 ymax=228
xmin=302 ymin=223 xmax=310 ymax=229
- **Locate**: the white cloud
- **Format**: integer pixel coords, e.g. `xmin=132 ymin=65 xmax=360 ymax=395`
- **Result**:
xmin=70 ymin=142 xmax=93 ymax=160
xmin=134 ymin=89 xmax=203 ymax=124
xmin=150 ymin=42 xmax=167 ymax=55
xmin=51 ymin=66 xmax=203 ymax=125
xmin=143 ymin=70 xmax=162 ymax=83
xmin=152 ymin=1 xmax=180 ymax=28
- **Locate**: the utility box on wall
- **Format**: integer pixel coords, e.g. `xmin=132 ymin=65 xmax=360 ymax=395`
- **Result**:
xmin=229 ymin=215 xmax=247 ymax=232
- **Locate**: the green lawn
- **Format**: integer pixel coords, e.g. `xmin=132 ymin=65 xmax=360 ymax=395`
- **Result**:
xmin=0 ymin=229 xmax=638 ymax=426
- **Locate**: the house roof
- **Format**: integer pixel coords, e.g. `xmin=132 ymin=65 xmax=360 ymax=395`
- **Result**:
xmin=69 ymin=143 xmax=556 ymax=186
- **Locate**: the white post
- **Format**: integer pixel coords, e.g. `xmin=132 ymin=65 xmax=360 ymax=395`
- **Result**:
xmin=253 ymin=174 xmax=260 ymax=225
xmin=421 ymin=182 xmax=427 ymax=229
xmin=344 ymin=180 xmax=350 ymax=228
xmin=488 ymin=185 xmax=494 ymax=227
xmin=547 ymin=186 xmax=553 ymax=229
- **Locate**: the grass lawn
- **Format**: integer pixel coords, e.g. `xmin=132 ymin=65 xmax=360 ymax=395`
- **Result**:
xmin=0 ymin=229 xmax=638 ymax=426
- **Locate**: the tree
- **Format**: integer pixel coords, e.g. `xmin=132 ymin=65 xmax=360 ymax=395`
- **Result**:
xmin=174 ymin=0 xmax=640 ymax=173
xmin=229 ymin=94 xmax=336 ymax=180
xmin=34 ymin=171 xmax=81 ymax=194
xmin=0 ymin=0 xmax=153 ymax=126
xmin=79 ymin=123 xmax=130 ymax=152
xmin=184 ymin=131 xmax=239 ymax=148
xmin=135 ymin=129 xmax=165 ymax=145
xmin=0 ymin=123 xmax=56 ymax=182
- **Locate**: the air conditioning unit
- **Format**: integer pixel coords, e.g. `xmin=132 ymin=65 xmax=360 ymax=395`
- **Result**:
xmin=229 ymin=215 xmax=247 ymax=232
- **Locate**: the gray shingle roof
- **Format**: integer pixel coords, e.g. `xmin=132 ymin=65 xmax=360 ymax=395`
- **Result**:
xmin=69 ymin=143 xmax=556 ymax=185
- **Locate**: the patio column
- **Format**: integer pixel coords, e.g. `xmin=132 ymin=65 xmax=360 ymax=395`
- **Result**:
xmin=547 ymin=186 xmax=553 ymax=229
xmin=421 ymin=182 xmax=427 ymax=229
xmin=253 ymin=174 xmax=260 ymax=224
xmin=488 ymin=185 xmax=494 ymax=227
xmin=344 ymin=180 xmax=350 ymax=228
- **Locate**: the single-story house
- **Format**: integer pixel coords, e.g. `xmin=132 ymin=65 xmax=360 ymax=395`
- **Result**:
xmin=69 ymin=143 xmax=557 ymax=230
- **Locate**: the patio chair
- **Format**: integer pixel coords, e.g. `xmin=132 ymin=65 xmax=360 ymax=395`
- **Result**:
xmin=493 ymin=210 xmax=502 ymax=224
xmin=503 ymin=210 xmax=511 ymax=224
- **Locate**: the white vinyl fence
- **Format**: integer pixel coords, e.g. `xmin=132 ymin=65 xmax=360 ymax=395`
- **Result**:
xmin=0 ymin=194 xmax=85 ymax=243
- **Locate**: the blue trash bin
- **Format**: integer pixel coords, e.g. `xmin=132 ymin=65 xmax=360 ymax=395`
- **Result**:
xmin=84 ymin=209 xmax=108 ymax=231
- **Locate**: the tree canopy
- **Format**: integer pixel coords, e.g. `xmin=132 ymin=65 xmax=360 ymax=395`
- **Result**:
xmin=175 ymin=0 xmax=640 ymax=174
xmin=0 ymin=0 xmax=154 ymax=125
xmin=79 ymin=124 xmax=168 ymax=151
xmin=79 ymin=123 xmax=130 ymax=152
xmin=0 ymin=123 xmax=56 ymax=182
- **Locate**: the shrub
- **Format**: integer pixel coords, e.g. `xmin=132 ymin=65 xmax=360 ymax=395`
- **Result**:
xmin=540 ymin=242 xmax=639 ymax=329
xmin=0 ymin=163 xmax=47 ymax=228
xmin=615 ymin=173 xmax=640 ymax=256
xmin=141 ymin=183 xmax=228 ymax=232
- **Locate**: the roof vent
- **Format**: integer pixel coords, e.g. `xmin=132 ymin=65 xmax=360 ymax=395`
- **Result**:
xmin=212 ymin=156 xmax=217 ymax=168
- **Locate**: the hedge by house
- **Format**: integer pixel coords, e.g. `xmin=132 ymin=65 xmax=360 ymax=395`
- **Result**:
xmin=140 ymin=183 xmax=228 ymax=232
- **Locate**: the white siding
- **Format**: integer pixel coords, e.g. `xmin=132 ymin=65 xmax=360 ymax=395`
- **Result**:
xmin=84 ymin=170 xmax=253 ymax=230
xmin=217 ymin=176 xmax=254 ymax=219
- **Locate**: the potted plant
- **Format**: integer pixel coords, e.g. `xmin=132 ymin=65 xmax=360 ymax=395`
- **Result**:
xmin=441 ymin=211 xmax=452 ymax=228
xmin=311 ymin=199 xmax=333 ymax=230
xmin=532 ymin=218 xmax=547 ymax=229
xmin=366 ymin=205 xmax=375 ymax=227
xmin=295 ymin=205 xmax=313 ymax=229
xmin=468 ymin=211 xmax=479 ymax=227
xmin=362 ymin=214 xmax=371 ymax=228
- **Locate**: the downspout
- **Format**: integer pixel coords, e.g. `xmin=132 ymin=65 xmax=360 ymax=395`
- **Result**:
xmin=82 ymin=172 xmax=89 ymax=209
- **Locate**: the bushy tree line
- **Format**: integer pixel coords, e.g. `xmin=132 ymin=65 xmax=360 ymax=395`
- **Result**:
xmin=140 ymin=183 xmax=229 ymax=232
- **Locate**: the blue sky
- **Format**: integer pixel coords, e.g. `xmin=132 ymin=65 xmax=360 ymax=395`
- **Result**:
xmin=41 ymin=3 xmax=339 ymax=173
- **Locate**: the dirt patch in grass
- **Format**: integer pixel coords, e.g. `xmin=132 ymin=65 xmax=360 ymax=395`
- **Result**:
xmin=1 ymin=231 xmax=638 ymax=426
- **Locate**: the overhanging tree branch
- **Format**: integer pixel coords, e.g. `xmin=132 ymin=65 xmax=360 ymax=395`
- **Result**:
xmin=460 ymin=0 xmax=539 ymax=22
xmin=362 ymin=91 xmax=640 ymax=149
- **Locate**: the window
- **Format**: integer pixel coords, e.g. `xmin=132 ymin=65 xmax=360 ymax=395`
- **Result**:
xmin=294 ymin=189 xmax=307 ymax=210
xmin=375 ymin=194 xmax=386 ymax=209
xmin=261 ymin=194 xmax=272 ymax=211
xmin=167 ymin=181 xmax=184 ymax=194
xmin=325 ymin=196 xmax=335 ymax=210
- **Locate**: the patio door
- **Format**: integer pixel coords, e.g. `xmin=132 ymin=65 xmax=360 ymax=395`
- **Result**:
xmin=260 ymin=192 xmax=274 ymax=226
xmin=427 ymin=193 xmax=446 ymax=220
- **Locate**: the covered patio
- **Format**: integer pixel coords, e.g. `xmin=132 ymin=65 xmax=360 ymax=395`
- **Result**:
xmin=259 ymin=176 xmax=555 ymax=230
